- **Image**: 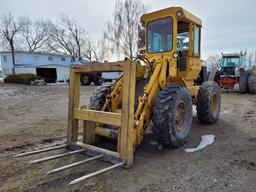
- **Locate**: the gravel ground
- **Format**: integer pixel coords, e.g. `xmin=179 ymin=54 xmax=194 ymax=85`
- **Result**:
xmin=0 ymin=83 xmax=255 ymax=192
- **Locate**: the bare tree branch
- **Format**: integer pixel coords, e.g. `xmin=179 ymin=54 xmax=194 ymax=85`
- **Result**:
xmin=206 ymin=54 xmax=221 ymax=69
xmin=47 ymin=14 xmax=88 ymax=62
xmin=20 ymin=17 xmax=50 ymax=52
xmin=0 ymin=13 xmax=25 ymax=74
xmin=104 ymin=0 xmax=145 ymax=59
xmin=47 ymin=14 xmax=106 ymax=62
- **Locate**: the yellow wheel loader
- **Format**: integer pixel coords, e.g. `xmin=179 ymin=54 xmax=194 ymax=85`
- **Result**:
xmin=15 ymin=7 xmax=221 ymax=185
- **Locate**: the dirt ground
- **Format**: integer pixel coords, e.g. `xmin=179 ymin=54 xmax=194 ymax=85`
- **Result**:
xmin=0 ymin=83 xmax=255 ymax=192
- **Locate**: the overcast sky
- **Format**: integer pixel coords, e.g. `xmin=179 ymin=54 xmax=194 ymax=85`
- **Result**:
xmin=0 ymin=0 xmax=256 ymax=61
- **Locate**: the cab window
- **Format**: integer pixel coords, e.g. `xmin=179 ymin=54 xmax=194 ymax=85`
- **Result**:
xmin=221 ymin=57 xmax=240 ymax=67
xmin=194 ymin=25 xmax=200 ymax=56
xmin=147 ymin=17 xmax=173 ymax=53
xmin=177 ymin=21 xmax=189 ymax=52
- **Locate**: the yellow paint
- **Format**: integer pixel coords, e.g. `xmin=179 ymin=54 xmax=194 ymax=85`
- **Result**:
xmin=144 ymin=63 xmax=162 ymax=94
xmin=158 ymin=58 xmax=167 ymax=88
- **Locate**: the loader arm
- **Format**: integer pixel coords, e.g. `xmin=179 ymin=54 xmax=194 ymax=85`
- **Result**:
xmin=99 ymin=59 xmax=169 ymax=147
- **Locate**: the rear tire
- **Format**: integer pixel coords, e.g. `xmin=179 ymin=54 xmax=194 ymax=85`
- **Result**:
xmin=197 ymin=81 xmax=221 ymax=124
xmin=248 ymin=72 xmax=256 ymax=94
xmin=152 ymin=84 xmax=193 ymax=147
xmin=239 ymin=70 xmax=249 ymax=93
xmin=81 ymin=74 xmax=92 ymax=86
xmin=89 ymin=83 xmax=113 ymax=110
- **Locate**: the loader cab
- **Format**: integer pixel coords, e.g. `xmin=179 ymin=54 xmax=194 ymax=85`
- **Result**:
xmin=141 ymin=7 xmax=202 ymax=82
xmin=141 ymin=7 xmax=202 ymax=60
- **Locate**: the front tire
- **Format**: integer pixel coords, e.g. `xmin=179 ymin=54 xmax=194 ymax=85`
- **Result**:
xmin=197 ymin=81 xmax=221 ymax=124
xmin=248 ymin=72 xmax=256 ymax=94
xmin=89 ymin=83 xmax=114 ymax=143
xmin=239 ymin=69 xmax=249 ymax=93
xmin=89 ymin=83 xmax=113 ymax=110
xmin=152 ymin=84 xmax=193 ymax=147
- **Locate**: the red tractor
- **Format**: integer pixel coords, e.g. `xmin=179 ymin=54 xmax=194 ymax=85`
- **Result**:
xmin=208 ymin=52 xmax=256 ymax=94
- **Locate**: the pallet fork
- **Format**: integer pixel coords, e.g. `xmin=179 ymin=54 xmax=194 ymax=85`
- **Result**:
xmin=14 ymin=61 xmax=136 ymax=185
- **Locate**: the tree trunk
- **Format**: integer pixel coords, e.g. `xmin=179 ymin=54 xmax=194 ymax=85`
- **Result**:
xmin=10 ymin=40 xmax=15 ymax=74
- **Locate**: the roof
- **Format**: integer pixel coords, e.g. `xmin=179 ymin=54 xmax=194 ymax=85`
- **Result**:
xmin=222 ymin=53 xmax=242 ymax=57
xmin=15 ymin=64 xmax=71 ymax=68
xmin=141 ymin=7 xmax=202 ymax=26
xmin=0 ymin=51 xmax=72 ymax=58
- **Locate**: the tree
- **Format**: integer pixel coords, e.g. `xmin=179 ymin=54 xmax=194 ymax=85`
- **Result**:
xmin=240 ymin=49 xmax=256 ymax=67
xmin=104 ymin=0 xmax=145 ymax=59
xmin=94 ymin=38 xmax=108 ymax=62
xmin=247 ymin=52 xmax=253 ymax=67
xmin=0 ymin=13 xmax=25 ymax=74
xmin=21 ymin=17 xmax=50 ymax=52
xmin=206 ymin=54 xmax=221 ymax=69
xmin=254 ymin=50 xmax=256 ymax=66
xmin=48 ymin=14 xmax=87 ymax=62
xmin=84 ymin=37 xmax=108 ymax=62
xmin=82 ymin=37 xmax=95 ymax=62
xmin=48 ymin=14 xmax=106 ymax=62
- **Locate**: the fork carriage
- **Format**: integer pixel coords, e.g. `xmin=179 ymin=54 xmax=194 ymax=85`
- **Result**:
xmin=68 ymin=60 xmax=137 ymax=168
xmin=14 ymin=61 xmax=137 ymax=186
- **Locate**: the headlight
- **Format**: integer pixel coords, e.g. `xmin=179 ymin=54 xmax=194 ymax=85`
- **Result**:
xmin=173 ymin=52 xmax=179 ymax=58
xmin=176 ymin=11 xmax=182 ymax=17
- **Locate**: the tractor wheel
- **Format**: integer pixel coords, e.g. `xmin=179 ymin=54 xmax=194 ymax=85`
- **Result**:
xmin=207 ymin=71 xmax=216 ymax=81
xmin=248 ymin=72 xmax=256 ymax=94
xmin=152 ymin=84 xmax=193 ymax=147
xmin=207 ymin=70 xmax=221 ymax=84
xmin=80 ymin=74 xmax=92 ymax=86
xmin=239 ymin=70 xmax=249 ymax=93
xmin=197 ymin=81 xmax=221 ymax=124
xmin=89 ymin=83 xmax=113 ymax=110
xmin=88 ymin=83 xmax=113 ymax=143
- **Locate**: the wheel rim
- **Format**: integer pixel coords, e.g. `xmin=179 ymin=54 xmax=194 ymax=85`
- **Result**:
xmin=175 ymin=100 xmax=186 ymax=132
xmin=211 ymin=93 xmax=218 ymax=113
xmin=82 ymin=75 xmax=89 ymax=85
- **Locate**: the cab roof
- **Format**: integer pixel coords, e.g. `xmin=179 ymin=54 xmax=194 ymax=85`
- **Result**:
xmin=222 ymin=53 xmax=241 ymax=57
xmin=141 ymin=7 xmax=202 ymax=27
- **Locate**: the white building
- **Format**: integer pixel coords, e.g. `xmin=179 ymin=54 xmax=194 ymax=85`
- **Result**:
xmin=0 ymin=51 xmax=79 ymax=83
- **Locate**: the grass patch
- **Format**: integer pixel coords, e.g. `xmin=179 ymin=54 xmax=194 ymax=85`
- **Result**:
xmin=4 ymin=74 xmax=41 ymax=85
